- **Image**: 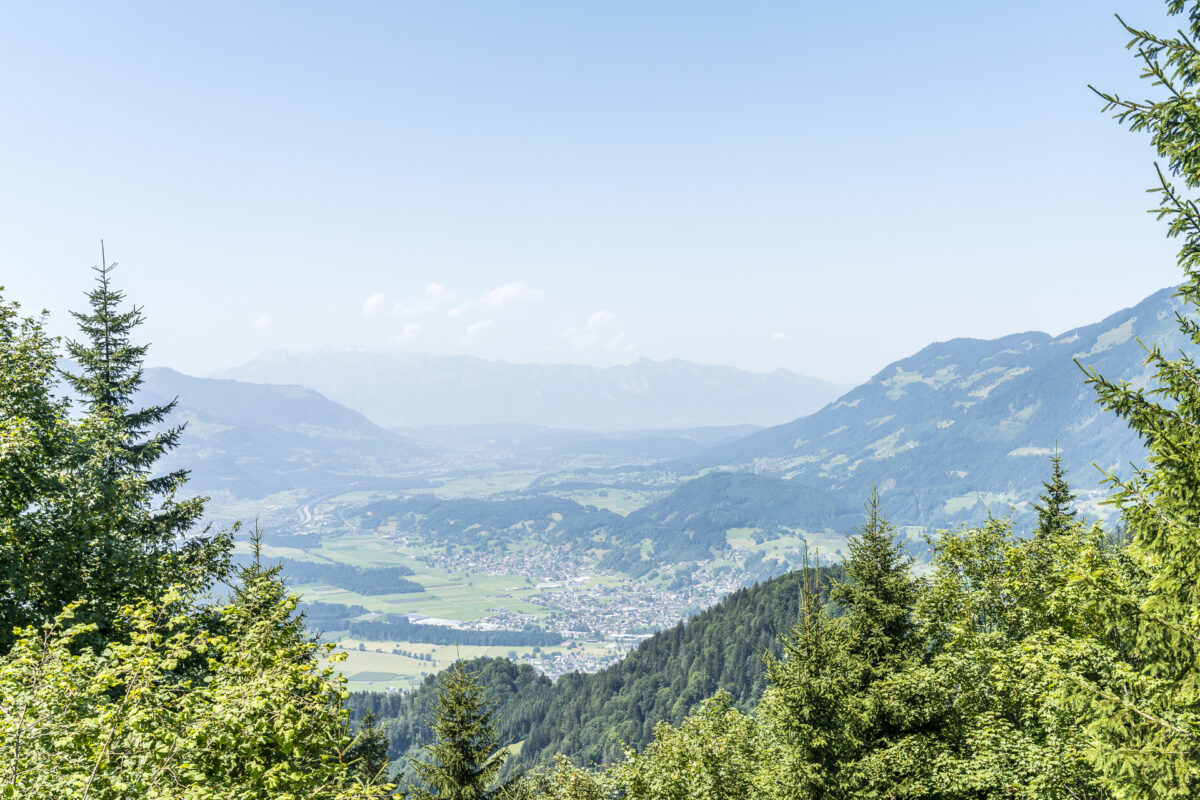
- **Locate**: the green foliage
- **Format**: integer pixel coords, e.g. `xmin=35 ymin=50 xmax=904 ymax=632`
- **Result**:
xmin=345 ymin=712 xmax=393 ymax=785
xmin=613 ymin=692 xmax=759 ymax=800
xmin=0 ymin=255 xmax=230 ymax=653
xmin=520 ymin=755 xmax=618 ymax=800
xmin=405 ymin=660 xmax=508 ymax=800
xmin=860 ymin=515 xmax=1115 ymax=799
xmin=0 ymin=293 xmax=73 ymax=652
xmin=1071 ymin=2 xmax=1200 ymax=795
xmin=755 ymin=497 xmax=921 ymax=799
xmin=0 ymin=556 xmax=391 ymax=799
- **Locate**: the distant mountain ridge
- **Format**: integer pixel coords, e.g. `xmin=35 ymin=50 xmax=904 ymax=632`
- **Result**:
xmin=215 ymin=351 xmax=848 ymax=430
xmin=682 ymin=286 xmax=1184 ymax=530
xmin=138 ymin=368 xmax=423 ymax=498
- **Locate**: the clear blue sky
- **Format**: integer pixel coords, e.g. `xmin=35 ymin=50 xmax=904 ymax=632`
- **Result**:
xmin=0 ymin=0 xmax=1186 ymax=384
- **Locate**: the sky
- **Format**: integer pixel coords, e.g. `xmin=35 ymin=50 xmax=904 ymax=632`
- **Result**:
xmin=0 ymin=0 xmax=1189 ymax=386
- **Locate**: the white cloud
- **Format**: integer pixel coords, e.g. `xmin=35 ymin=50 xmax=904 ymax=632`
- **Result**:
xmin=769 ymin=331 xmax=788 ymax=342
xmin=587 ymin=310 xmax=615 ymax=329
xmin=449 ymin=281 xmax=542 ymax=318
xmin=560 ymin=309 xmax=630 ymax=351
xmin=362 ymin=292 xmax=387 ymax=318
xmin=465 ymin=318 xmax=494 ymax=340
xmin=397 ymin=322 xmax=423 ymax=342
xmin=484 ymin=281 xmax=541 ymax=308
xmin=254 ymin=314 xmax=274 ymax=329
xmin=396 ymin=283 xmax=449 ymax=315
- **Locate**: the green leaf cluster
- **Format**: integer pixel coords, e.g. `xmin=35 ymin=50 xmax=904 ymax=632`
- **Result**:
xmin=0 ymin=256 xmax=392 ymax=796
xmin=0 ymin=558 xmax=391 ymax=798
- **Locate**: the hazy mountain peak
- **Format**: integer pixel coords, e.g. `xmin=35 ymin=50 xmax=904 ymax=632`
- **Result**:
xmin=215 ymin=351 xmax=847 ymax=430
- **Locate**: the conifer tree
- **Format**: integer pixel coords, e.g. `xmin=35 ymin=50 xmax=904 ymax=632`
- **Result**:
xmin=1031 ymin=447 xmax=1076 ymax=540
xmin=758 ymin=555 xmax=857 ymax=799
xmin=758 ymin=499 xmax=920 ymax=800
xmin=346 ymin=711 xmax=393 ymax=785
xmin=62 ymin=244 xmax=199 ymax=527
xmin=52 ymin=247 xmax=229 ymax=641
xmin=1066 ymin=3 xmax=1200 ymax=794
xmin=831 ymin=488 xmax=920 ymax=674
xmin=407 ymin=660 xmax=508 ymax=800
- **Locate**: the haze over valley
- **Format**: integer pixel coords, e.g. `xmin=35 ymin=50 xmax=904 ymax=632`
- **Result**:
xmin=133 ymin=285 xmax=1176 ymax=689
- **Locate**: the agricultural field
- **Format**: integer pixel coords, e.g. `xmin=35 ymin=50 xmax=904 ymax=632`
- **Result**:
xmin=329 ymin=638 xmax=621 ymax=692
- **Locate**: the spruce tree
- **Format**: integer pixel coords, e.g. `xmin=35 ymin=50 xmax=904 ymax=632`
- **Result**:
xmin=831 ymin=488 xmax=920 ymax=674
xmin=1031 ymin=447 xmax=1076 ymax=540
xmin=54 ymin=249 xmax=228 ymax=643
xmin=407 ymin=660 xmax=508 ymax=800
xmin=1068 ymin=3 xmax=1200 ymax=795
xmin=758 ymin=555 xmax=857 ymax=800
xmin=345 ymin=711 xmax=393 ymax=785
xmin=62 ymin=244 xmax=194 ymax=509
xmin=759 ymin=498 xmax=920 ymax=800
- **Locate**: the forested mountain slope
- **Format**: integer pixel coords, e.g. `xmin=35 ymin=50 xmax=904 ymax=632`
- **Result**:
xmin=683 ymin=287 xmax=1182 ymax=529
xmin=357 ymin=472 xmax=854 ymax=574
xmin=347 ymin=564 xmax=844 ymax=771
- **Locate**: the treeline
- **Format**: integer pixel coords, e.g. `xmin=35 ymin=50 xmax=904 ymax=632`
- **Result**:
xmin=277 ymin=559 xmax=424 ymax=595
xmin=297 ymin=600 xmax=561 ymax=647
xmin=298 ymin=600 xmax=370 ymax=632
xmin=348 ymin=563 xmax=846 ymax=769
xmin=349 ymin=619 xmax=562 ymax=647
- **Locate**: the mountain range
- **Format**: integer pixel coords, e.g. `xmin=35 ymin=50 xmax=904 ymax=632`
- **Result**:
xmin=681 ymin=286 xmax=1183 ymax=529
xmin=214 ymin=351 xmax=848 ymax=430
xmin=144 ymin=286 xmax=1188 ymax=541
xmin=138 ymin=368 xmax=424 ymax=498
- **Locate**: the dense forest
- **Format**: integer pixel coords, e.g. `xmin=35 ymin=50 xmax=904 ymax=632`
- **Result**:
xmin=349 ymin=619 xmax=562 ymax=648
xmin=296 ymin=599 xmax=562 ymax=647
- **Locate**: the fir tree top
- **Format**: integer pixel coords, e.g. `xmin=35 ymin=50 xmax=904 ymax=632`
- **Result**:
xmin=830 ymin=488 xmax=920 ymax=670
xmin=1031 ymin=447 xmax=1077 ymax=540
xmin=61 ymin=244 xmax=185 ymax=489
xmin=407 ymin=660 xmax=507 ymax=800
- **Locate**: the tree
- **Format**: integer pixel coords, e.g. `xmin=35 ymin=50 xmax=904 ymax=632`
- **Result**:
xmin=0 ymin=292 xmax=73 ymax=652
xmin=407 ymin=660 xmax=509 ymax=800
xmin=756 ymin=495 xmax=922 ymax=799
xmin=614 ymin=692 xmax=758 ymax=800
xmin=1067 ymin=3 xmax=1200 ymax=795
xmin=831 ymin=489 xmax=921 ymax=675
xmin=0 ymin=539 xmax=393 ymax=799
xmin=1031 ymin=446 xmax=1077 ymax=541
xmin=861 ymin=515 xmax=1115 ymax=800
xmin=756 ymin=554 xmax=860 ymax=800
xmin=345 ymin=712 xmax=393 ymax=785
xmin=52 ymin=248 xmax=229 ymax=643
